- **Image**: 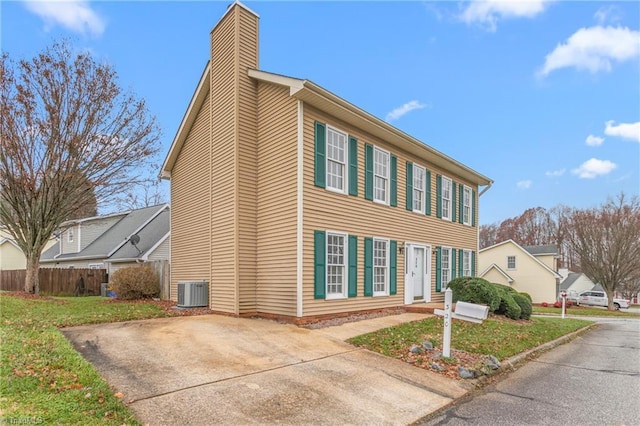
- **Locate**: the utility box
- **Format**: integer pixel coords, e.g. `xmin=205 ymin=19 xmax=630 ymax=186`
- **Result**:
xmin=177 ymin=281 xmax=209 ymax=308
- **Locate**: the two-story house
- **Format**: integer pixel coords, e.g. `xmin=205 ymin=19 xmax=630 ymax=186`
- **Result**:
xmin=161 ymin=1 xmax=492 ymax=321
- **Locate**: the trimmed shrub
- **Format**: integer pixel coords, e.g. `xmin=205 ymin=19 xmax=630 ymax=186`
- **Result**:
xmin=448 ymin=277 xmax=501 ymax=312
xmin=110 ymin=265 xmax=159 ymax=300
xmin=512 ymin=292 xmax=532 ymax=320
xmin=519 ymin=292 xmax=532 ymax=303
xmin=493 ymin=285 xmax=522 ymax=320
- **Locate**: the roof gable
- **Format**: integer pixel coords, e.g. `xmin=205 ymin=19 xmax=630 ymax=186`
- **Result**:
xmin=479 ymin=263 xmax=514 ymax=283
xmin=480 ymin=239 xmax=561 ymax=279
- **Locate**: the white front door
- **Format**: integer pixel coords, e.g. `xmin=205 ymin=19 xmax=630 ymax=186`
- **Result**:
xmin=404 ymin=244 xmax=431 ymax=304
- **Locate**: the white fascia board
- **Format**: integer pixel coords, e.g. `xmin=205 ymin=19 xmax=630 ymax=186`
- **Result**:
xmin=142 ymin=232 xmax=170 ymax=261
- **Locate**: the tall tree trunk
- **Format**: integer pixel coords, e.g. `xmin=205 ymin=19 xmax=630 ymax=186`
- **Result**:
xmin=25 ymin=256 xmax=40 ymax=294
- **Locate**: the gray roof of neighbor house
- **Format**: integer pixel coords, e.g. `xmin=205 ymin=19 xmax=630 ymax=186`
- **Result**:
xmin=559 ymin=272 xmax=581 ymax=291
xmin=523 ymin=245 xmax=558 ymax=256
xmin=108 ymin=208 xmax=169 ymax=260
xmin=41 ymin=204 xmax=169 ymax=262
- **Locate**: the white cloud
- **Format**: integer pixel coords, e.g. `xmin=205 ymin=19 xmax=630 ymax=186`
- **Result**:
xmin=23 ymin=0 xmax=105 ymax=36
xmin=538 ymin=26 xmax=640 ymax=77
xmin=572 ymin=158 xmax=617 ymax=179
xmin=516 ymin=180 xmax=532 ymax=189
xmin=604 ymin=120 xmax=640 ymax=143
xmin=594 ymin=6 xmax=621 ymax=25
xmin=385 ymin=100 xmax=427 ymax=122
xmin=460 ymin=0 xmax=552 ymax=32
xmin=545 ymin=169 xmax=565 ymax=177
xmin=585 ymin=135 xmax=604 ymax=147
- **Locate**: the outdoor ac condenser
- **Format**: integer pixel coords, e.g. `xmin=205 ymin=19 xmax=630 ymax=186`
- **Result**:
xmin=177 ymin=281 xmax=209 ymax=308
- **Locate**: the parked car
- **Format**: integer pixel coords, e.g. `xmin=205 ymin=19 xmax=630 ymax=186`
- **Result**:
xmin=576 ymin=290 xmax=630 ymax=310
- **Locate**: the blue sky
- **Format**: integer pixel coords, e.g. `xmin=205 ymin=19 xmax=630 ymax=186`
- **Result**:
xmin=2 ymin=0 xmax=639 ymax=224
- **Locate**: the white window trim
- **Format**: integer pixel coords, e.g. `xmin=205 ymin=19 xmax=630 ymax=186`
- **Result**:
xmin=441 ymin=246 xmax=452 ymax=291
xmin=507 ymin=255 xmax=516 ymax=270
xmin=462 ymin=249 xmax=472 ymax=277
xmin=441 ymin=176 xmax=452 ymax=221
xmin=463 ymin=185 xmax=472 ymax=226
xmin=67 ymin=228 xmax=74 ymax=243
xmin=373 ymin=237 xmax=390 ymax=297
xmin=88 ymin=263 xmax=104 ymax=269
xmin=412 ymin=164 xmax=426 ymax=214
xmin=326 ymin=230 xmax=348 ymax=300
xmin=325 ymin=125 xmax=349 ymax=195
xmin=373 ymin=146 xmax=390 ymax=206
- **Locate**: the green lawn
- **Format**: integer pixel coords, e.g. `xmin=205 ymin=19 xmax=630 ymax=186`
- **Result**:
xmin=349 ymin=316 xmax=592 ymax=361
xmin=0 ymin=294 xmax=172 ymax=425
xmin=533 ymin=306 xmax=640 ymax=317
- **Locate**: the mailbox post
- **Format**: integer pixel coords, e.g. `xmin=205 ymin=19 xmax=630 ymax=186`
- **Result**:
xmin=561 ymin=291 xmax=567 ymax=319
xmin=434 ymin=288 xmax=488 ymax=357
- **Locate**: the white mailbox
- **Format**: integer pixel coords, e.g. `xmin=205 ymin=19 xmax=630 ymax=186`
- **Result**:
xmin=452 ymin=301 xmax=489 ymax=324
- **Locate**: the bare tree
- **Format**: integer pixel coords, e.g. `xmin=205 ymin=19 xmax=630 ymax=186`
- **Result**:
xmin=0 ymin=41 xmax=160 ymax=294
xmin=114 ymin=175 xmax=167 ymax=211
xmin=561 ymin=193 xmax=640 ymax=310
xmin=479 ymin=222 xmax=499 ymax=248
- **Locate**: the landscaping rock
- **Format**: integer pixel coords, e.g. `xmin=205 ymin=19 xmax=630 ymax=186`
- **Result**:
xmin=458 ymin=367 xmax=478 ymax=379
xmin=430 ymin=363 xmax=445 ymax=372
xmin=485 ymin=355 xmax=501 ymax=370
xmin=422 ymin=341 xmax=434 ymax=350
xmin=409 ymin=344 xmax=424 ymax=354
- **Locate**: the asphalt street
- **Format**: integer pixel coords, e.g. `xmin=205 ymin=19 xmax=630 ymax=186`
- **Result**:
xmin=421 ymin=316 xmax=640 ymax=426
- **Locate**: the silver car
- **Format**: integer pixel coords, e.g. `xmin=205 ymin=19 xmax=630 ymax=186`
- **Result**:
xmin=576 ymin=290 xmax=630 ymax=310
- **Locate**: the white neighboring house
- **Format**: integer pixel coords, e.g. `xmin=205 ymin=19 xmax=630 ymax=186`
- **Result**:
xmin=0 ymin=227 xmax=56 ymax=270
xmin=558 ymin=268 xmax=596 ymax=301
xmin=478 ymin=240 xmax=562 ymax=303
xmin=40 ymin=204 xmax=170 ymax=276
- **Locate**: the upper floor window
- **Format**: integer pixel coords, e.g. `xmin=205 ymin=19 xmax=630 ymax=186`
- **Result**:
xmin=413 ymin=165 xmax=426 ymax=213
xmin=462 ymin=250 xmax=472 ymax=276
xmin=326 ymin=232 xmax=347 ymax=299
xmin=441 ymin=247 xmax=452 ymax=288
xmin=507 ymin=255 xmax=516 ymax=270
xmin=326 ymin=126 xmax=348 ymax=193
xmin=373 ymin=238 xmax=389 ymax=296
xmin=374 ymin=147 xmax=390 ymax=204
xmin=67 ymin=228 xmax=74 ymax=243
xmin=441 ymin=177 xmax=452 ymax=220
xmin=463 ymin=186 xmax=472 ymax=225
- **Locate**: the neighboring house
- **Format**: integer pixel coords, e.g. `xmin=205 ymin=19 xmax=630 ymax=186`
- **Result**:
xmin=40 ymin=205 xmax=170 ymax=275
xmin=558 ymin=269 xmax=596 ymax=300
xmin=478 ymin=240 xmax=562 ymax=303
xmin=160 ymin=2 xmax=492 ymax=320
xmin=0 ymin=228 xmax=56 ymax=270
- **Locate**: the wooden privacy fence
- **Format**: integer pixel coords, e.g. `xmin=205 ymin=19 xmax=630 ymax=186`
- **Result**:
xmin=0 ymin=268 xmax=107 ymax=296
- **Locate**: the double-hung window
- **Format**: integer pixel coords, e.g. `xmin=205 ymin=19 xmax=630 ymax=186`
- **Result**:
xmin=463 ymin=186 xmax=472 ymax=225
xmin=373 ymin=147 xmax=390 ymax=204
xmin=68 ymin=228 xmax=74 ymax=243
xmin=441 ymin=247 xmax=452 ymax=288
xmin=326 ymin=126 xmax=348 ymax=193
xmin=462 ymin=250 xmax=472 ymax=277
xmin=373 ymin=238 xmax=389 ymax=295
xmin=507 ymin=255 xmax=516 ymax=270
xmin=413 ymin=165 xmax=426 ymax=213
xmin=441 ymin=177 xmax=452 ymax=220
xmin=326 ymin=232 xmax=347 ymax=299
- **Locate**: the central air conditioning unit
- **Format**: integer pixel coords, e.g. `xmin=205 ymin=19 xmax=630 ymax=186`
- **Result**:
xmin=177 ymin=281 xmax=209 ymax=308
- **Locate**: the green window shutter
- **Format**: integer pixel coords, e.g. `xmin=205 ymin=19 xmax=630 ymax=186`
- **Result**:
xmin=426 ymin=170 xmax=432 ymax=215
xmin=451 ymin=248 xmax=457 ymax=280
xmin=472 ymin=251 xmax=476 ymax=276
xmin=458 ymin=249 xmax=464 ymax=277
xmin=390 ymin=240 xmax=397 ymax=295
xmin=472 ymin=189 xmax=477 ymax=227
xmin=365 ymin=144 xmax=373 ymax=200
xmin=314 ymin=122 xmax=326 ymax=188
xmin=314 ymin=231 xmax=326 ymax=299
xmin=451 ymin=182 xmax=457 ymax=222
xmin=348 ymin=235 xmax=358 ymax=297
xmin=405 ymin=162 xmax=413 ymax=211
xmin=458 ymin=184 xmax=464 ymax=224
xmin=436 ymin=175 xmax=442 ymax=218
xmin=435 ymin=246 xmax=442 ymax=292
xmin=390 ymin=155 xmax=398 ymax=207
xmin=349 ymin=136 xmax=358 ymax=196
xmin=364 ymin=237 xmax=373 ymax=296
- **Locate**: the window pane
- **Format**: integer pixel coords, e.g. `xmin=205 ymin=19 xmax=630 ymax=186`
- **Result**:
xmin=326 ymin=128 xmax=347 ymax=191
xmin=327 ymin=233 xmax=346 ymax=295
xmin=373 ymin=240 xmax=388 ymax=294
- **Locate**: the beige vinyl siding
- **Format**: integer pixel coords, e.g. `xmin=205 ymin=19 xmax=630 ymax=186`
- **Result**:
xmin=0 ymin=242 xmax=26 ymax=270
xmin=302 ymin=106 xmax=479 ymax=316
xmin=236 ymin=6 xmax=259 ymax=314
xmin=255 ymin=83 xmax=298 ymax=316
xmin=536 ymin=254 xmax=556 ymax=271
xmin=147 ymin=238 xmax=170 ymax=261
xmin=61 ymin=227 xmax=79 ymax=254
xmin=482 ymin=268 xmax=510 ymax=287
xmin=170 ymin=91 xmax=212 ymax=302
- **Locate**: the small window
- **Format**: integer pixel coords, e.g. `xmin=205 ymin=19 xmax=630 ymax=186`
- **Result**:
xmin=441 ymin=177 xmax=452 ymax=221
xmin=326 ymin=232 xmax=347 ymax=299
xmin=507 ymin=256 xmax=516 ymax=270
xmin=441 ymin=247 xmax=452 ymax=289
xmin=413 ymin=165 xmax=426 ymax=213
xmin=373 ymin=147 xmax=390 ymax=204
xmin=463 ymin=186 xmax=472 ymax=226
xmin=463 ymin=250 xmax=472 ymax=276
xmin=373 ymin=238 xmax=389 ymax=296
xmin=326 ymin=126 xmax=348 ymax=193
xmin=68 ymin=228 xmax=74 ymax=243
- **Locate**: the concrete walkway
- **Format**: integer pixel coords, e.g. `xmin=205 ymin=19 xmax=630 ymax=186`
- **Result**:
xmin=317 ymin=312 xmax=433 ymax=340
xmin=63 ymin=313 xmax=468 ymax=425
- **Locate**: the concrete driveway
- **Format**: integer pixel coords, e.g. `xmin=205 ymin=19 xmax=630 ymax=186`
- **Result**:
xmin=63 ymin=315 xmax=469 ymax=425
